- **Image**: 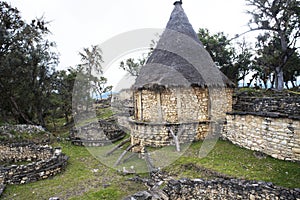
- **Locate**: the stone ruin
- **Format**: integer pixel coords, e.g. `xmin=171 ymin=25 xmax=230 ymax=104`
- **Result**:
xmin=69 ymin=118 xmax=126 ymax=147
xmin=0 ymin=125 xmax=68 ymax=197
xmin=224 ymin=92 xmax=300 ymax=161
xmin=125 ymin=172 xmax=300 ymax=200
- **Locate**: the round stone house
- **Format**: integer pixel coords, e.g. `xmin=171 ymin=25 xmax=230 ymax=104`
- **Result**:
xmin=130 ymin=1 xmax=234 ymax=148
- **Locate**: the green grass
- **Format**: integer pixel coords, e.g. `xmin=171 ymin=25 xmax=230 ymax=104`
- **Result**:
xmin=2 ymin=139 xmax=300 ymax=199
xmin=2 ymin=106 xmax=300 ymax=199
xmin=96 ymin=107 xmax=114 ymax=119
xmin=164 ymin=140 xmax=300 ymax=188
xmin=1 ymin=140 xmax=146 ymax=200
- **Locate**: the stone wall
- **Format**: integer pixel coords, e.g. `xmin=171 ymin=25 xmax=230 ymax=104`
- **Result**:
xmin=224 ymin=112 xmax=300 ymax=161
xmin=163 ymin=178 xmax=300 ymax=200
xmin=126 ymin=177 xmax=300 ymax=200
xmin=233 ymin=95 xmax=300 ymax=116
xmin=0 ymin=143 xmax=53 ymax=163
xmin=210 ymin=88 xmax=233 ymax=120
xmin=0 ymin=124 xmax=51 ymax=143
xmin=134 ymin=87 xmax=210 ymax=123
xmin=70 ymin=119 xmax=126 ymax=146
xmin=0 ymin=143 xmax=68 ymax=185
xmin=0 ymin=175 xmax=4 ymax=197
xmin=130 ymin=120 xmax=210 ymax=147
xmin=112 ymin=89 xmax=134 ymax=131
xmin=131 ymin=87 xmax=233 ymax=148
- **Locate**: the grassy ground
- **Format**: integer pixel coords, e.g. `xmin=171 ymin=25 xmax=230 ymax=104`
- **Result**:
xmin=1 ymin=103 xmax=300 ymax=199
xmin=164 ymin=141 xmax=300 ymax=189
xmin=1 ymin=140 xmax=146 ymax=200
xmin=2 ymin=139 xmax=299 ymax=199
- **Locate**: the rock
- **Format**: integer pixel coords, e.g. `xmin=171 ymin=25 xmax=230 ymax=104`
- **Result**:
xmin=49 ymin=197 xmax=60 ymax=200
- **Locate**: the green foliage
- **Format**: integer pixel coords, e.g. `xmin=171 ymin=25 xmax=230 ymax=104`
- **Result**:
xmin=0 ymin=2 xmax=58 ymax=126
xmin=246 ymin=0 xmax=300 ymax=90
xmin=120 ymin=57 xmax=145 ymax=77
xmin=198 ymin=28 xmax=254 ymax=85
xmin=119 ymin=38 xmax=156 ymax=77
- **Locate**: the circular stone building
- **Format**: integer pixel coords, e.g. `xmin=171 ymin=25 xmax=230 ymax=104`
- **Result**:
xmin=130 ymin=1 xmax=234 ymax=148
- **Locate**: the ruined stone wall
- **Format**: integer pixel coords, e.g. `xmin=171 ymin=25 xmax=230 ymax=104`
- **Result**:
xmin=70 ymin=120 xmax=126 ymax=147
xmin=0 ymin=143 xmax=53 ymax=162
xmin=233 ymin=95 xmax=300 ymax=116
xmin=0 ymin=143 xmax=68 ymax=185
xmin=224 ymin=113 xmax=300 ymax=161
xmin=126 ymin=177 xmax=300 ymax=200
xmin=0 ymin=175 xmax=4 ymax=196
xmin=163 ymin=178 xmax=300 ymax=200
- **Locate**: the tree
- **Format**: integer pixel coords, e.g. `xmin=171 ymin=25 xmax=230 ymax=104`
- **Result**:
xmin=246 ymin=0 xmax=300 ymax=90
xmin=119 ymin=39 xmax=156 ymax=77
xmin=91 ymin=76 xmax=113 ymax=100
xmin=50 ymin=68 xmax=77 ymax=126
xmin=120 ymin=57 xmax=145 ymax=77
xmin=198 ymin=28 xmax=253 ymax=85
xmin=234 ymin=39 xmax=254 ymax=87
xmin=0 ymin=2 xmax=58 ymax=126
xmin=79 ymin=45 xmax=103 ymax=75
xmin=73 ymin=45 xmax=103 ymax=112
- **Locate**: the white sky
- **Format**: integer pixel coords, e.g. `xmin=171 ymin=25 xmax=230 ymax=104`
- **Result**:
xmin=6 ymin=0 xmax=253 ymax=89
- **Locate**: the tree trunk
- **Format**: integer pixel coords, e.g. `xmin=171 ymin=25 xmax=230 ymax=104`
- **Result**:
xmin=275 ymin=67 xmax=284 ymax=91
xmin=291 ymin=80 xmax=296 ymax=88
xmin=10 ymin=96 xmax=33 ymax=124
xmin=169 ymin=128 xmax=181 ymax=152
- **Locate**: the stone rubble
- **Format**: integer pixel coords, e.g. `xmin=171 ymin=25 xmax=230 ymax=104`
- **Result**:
xmin=125 ymin=171 xmax=300 ymax=200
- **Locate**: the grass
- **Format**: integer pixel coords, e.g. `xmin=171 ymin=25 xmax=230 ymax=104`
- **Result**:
xmin=2 ymin=105 xmax=300 ymax=199
xmin=1 ymin=140 xmax=146 ymax=200
xmin=2 ymin=138 xmax=300 ymax=199
xmin=164 ymin=140 xmax=300 ymax=188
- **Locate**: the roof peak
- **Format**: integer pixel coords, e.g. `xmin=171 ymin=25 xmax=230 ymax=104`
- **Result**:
xmin=173 ymin=0 xmax=182 ymax=6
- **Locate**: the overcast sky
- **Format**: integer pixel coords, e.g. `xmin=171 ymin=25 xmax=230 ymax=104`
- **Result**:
xmin=6 ymin=0 xmax=252 ymax=68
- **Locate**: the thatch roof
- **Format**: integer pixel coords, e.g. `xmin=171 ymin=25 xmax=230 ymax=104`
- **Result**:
xmin=132 ymin=1 xmax=234 ymax=90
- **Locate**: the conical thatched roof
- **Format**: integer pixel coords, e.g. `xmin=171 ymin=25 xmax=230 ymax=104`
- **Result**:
xmin=132 ymin=1 xmax=234 ymax=90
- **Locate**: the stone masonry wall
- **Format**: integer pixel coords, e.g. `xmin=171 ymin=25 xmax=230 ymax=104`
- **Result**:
xmin=134 ymin=87 xmax=233 ymax=123
xmin=0 ymin=143 xmax=68 ymax=185
xmin=210 ymin=88 xmax=233 ymax=120
xmin=233 ymin=95 xmax=300 ymax=116
xmin=132 ymin=87 xmax=233 ymax=147
xmin=163 ymin=178 xmax=300 ymax=200
xmin=0 ymin=143 xmax=53 ymax=163
xmin=126 ymin=177 xmax=300 ymax=200
xmin=134 ymin=87 xmax=210 ymax=123
xmin=224 ymin=113 xmax=300 ymax=161
xmin=130 ymin=120 xmax=210 ymax=147
xmin=70 ymin=120 xmax=126 ymax=147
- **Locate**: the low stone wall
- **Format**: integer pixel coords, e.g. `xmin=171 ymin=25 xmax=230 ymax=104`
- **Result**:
xmin=224 ymin=112 xmax=300 ymax=161
xmin=0 ymin=175 xmax=4 ymax=197
xmin=0 ymin=143 xmax=53 ymax=163
xmin=0 ymin=124 xmax=51 ymax=143
xmin=163 ymin=178 xmax=300 ymax=200
xmin=0 ymin=143 xmax=68 ymax=185
xmin=70 ymin=119 xmax=126 ymax=146
xmin=233 ymin=95 xmax=300 ymax=116
xmin=126 ymin=177 xmax=300 ymax=200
